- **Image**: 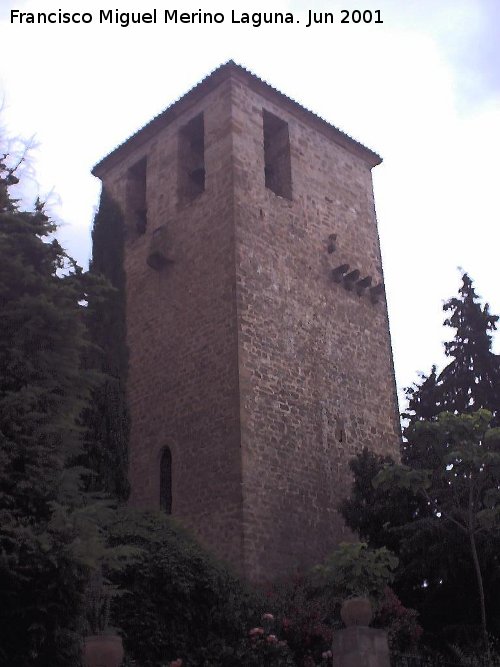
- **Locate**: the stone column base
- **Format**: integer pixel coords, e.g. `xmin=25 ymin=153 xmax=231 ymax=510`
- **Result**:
xmin=331 ymin=626 xmax=390 ymax=667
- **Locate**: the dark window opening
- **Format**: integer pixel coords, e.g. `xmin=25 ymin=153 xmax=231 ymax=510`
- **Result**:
xmin=160 ymin=447 xmax=172 ymax=514
xmin=127 ymin=157 xmax=148 ymax=234
xmin=178 ymin=113 xmax=205 ymax=204
xmin=263 ymin=110 xmax=292 ymax=200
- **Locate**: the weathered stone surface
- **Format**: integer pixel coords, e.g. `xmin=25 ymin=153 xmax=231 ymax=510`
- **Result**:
xmin=93 ymin=62 xmax=400 ymax=580
xmin=332 ymin=627 xmax=391 ymax=667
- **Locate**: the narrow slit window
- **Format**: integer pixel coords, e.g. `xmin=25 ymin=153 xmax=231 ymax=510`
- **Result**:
xmin=178 ymin=113 xmax=205 ymax=204
xmin=263 ymin=110 xmax=292 ymax=200
xmin=127 ymin=157 xmax=148 ymax=234
xmin=160 ymin=447 xmax=172 ymax=514
xmin=336 ymin=418 xmax=346 ymax=444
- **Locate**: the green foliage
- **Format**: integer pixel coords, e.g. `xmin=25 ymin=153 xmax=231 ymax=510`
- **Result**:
xmin=340 ymin=445 xmax=500 ymax=648
xmin=404 ymin=365 xmax=443 ymax=424
xmin=85 ymin=187 xmax=130 ymax=500
xmin=375 ymin=411 xmax=500 ymax=651
xmin=230 ymin=637 xmax=296 ymax=666
xmin=440 ymin=275 xmax=500 ymax=421
xmin=343 ymin=274 xmax=500 ymax=653
xmin=264 ymin=569 xmax=420 ymax=664
xmin=372 ymin=587 xmax=422 ymax=652
xmin=0 ymin=153 xmax=102 ymax=665
xmin=267 ymin=574 xmax=336 ymax=666
xmin=82 ymin=568 xmax=125 ymax=635
xmin=217 ymin=616 xmax=296 ymax=667
xmin=376 ymin=411 xmax=500 ymax=535
xmin=313 ymin=542 xmax=398 ymax=600
xmin=405 ymin=274 xmax=500 ymax=445
xmin=104 ymin=508 xmax=266 ymax=666
xmin=448 ymin=637 xmax=500 ymax=666
xmin=339 ymin=448 xmax=428 ymax=553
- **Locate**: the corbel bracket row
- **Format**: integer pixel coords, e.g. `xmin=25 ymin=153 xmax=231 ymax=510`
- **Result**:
xmin=327 ymin=234 xmax=383 ymax=303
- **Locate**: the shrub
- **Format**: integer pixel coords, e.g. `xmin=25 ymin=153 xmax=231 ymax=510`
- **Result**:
xmin=263 ymin=574 xmax=336 ymax=666
xmin=313 ymin=542 xmax=398 ymax=601
xmin=105 ymin=508 xmax=263 ymax=666
xmin=373 ymin=587 xmax=422 ymax=652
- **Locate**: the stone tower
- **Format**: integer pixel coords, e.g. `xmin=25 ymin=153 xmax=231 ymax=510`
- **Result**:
xmin=92 ymin=62 xmax=400 ymax=581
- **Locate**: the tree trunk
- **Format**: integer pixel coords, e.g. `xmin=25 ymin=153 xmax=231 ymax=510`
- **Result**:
xmin=468 ymin=483 xmax=489 ymax=656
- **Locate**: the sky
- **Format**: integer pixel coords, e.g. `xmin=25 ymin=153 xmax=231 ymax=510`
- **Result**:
xmin=1 ymin=0 xmax=499 ymax=409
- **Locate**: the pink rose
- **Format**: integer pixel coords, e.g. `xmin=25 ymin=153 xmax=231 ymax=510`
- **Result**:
xmin=249 ymin=627 xmax=265 ymax=637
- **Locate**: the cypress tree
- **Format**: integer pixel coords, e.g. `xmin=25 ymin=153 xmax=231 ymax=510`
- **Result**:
xmin=85 ymin=188 xmax=130 ymax=500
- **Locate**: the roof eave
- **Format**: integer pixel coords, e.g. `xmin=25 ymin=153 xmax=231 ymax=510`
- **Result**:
xmin=92 ymin=61 xmax=381 ymax=178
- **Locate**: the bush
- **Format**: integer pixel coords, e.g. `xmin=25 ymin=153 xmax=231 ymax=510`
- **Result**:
xmin=373 ymin=587 xmax=422 ymax=652
xmin=266 ymin=574 xmax=335 ymax=666
xmin=105 ymin=508 xmax=264 ymax=666
xmin=312 ymin=542 xmax=398 ymax=601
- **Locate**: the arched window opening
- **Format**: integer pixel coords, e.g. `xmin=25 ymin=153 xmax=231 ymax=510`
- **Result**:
xmin=160 ymin=448 xmax=172 ymax=514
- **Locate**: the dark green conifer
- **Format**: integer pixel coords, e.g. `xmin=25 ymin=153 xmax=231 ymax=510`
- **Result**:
xmin=342 ymin=275 xmax=500 ymax=653
xmin=404 ymin=274 xmax=500 ymax=465
xmin=0 ymin=154 xmax=96 ymax=665
xmin=439 ymin=274 xmax=500 ymax=420
xmin=85 ymin=188 xmax=130 ymax=500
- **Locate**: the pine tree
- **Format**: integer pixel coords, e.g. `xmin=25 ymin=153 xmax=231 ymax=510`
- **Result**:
xmin=439 ymin=274 xmax=500 ymax=420
xmin=404 ymin=366 xmax=442 ymax=424
xmin=404 ymin=274 xmax=500 ymax=466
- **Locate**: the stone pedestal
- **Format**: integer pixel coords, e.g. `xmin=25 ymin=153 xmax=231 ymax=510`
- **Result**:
xmin=82 ymin=635 xmax=124 ymax=667
xmin=331 ymin=626 xmax=390 ymax=667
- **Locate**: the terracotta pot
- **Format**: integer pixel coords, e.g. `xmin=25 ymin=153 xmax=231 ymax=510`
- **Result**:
xmin=82 ymin=634 xmax=124 ymax=667
xmin=340 ymin=597 xmax=373 ymax=627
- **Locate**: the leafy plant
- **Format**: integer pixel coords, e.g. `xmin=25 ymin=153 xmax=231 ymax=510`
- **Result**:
xmin=83 ymin=569 xmax=122 ymax=635
xmin=313 ymin=542 xmax=398 ymax=600
xmin=372 ymin=587 xmax=422 ymax=652
xmin=375 ymin=410 xmax=500 ymax=655
xmin=227 ymin=613 xmax=296 ymax=667
xmin=266 ymin=574 xmax=335 ymax=666
xmin=448 ymin=639 xmax=500 ymax=666
xmin=103 ymin=508 xmax=264 ymax=666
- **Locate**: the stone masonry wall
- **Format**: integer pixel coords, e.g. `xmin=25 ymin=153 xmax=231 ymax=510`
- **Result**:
xmin=99 ymin=78 xmax=245 ymax=572
xmin=230 ymin=74 xmax=400 ymax=580
xmin=95 ymin=65 xmax=401 ymax=581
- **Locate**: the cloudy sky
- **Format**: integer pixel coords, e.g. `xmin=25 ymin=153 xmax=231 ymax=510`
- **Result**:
xmin=1 ymin=0 xmax=499 ymax=408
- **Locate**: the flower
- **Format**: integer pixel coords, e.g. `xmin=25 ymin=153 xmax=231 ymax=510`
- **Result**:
xmin=322 ymin=650 xmax=333 ymax=659
xmin=249 ymin=627 xmax=265 ymax=637
xmin=169 ymin=660 xmax=183 ymax=667
xmin=262 ymin=612 xmax=274 ymax=621
xmin=266 ymin=634 xmax=278 ymax=643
